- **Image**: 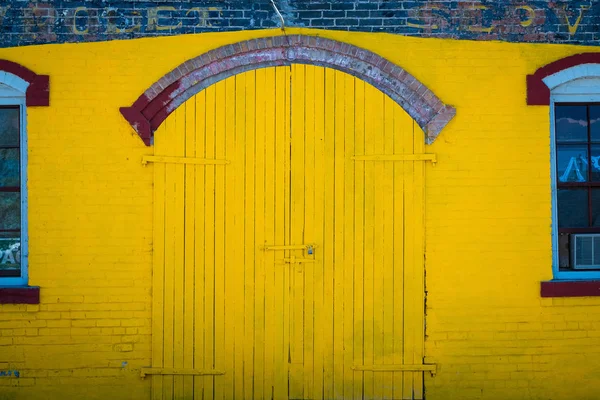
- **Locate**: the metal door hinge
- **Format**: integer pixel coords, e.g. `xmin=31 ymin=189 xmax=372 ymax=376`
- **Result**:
xmin=352 ymin=154 xmax=436 ymax=164
xmin=352 ymin=364 xmax=437 ymax=376
xmin=140 ymin=368 xmax=226 ymax=379
xmin=142 ymin=155 xmax=230 ymax=165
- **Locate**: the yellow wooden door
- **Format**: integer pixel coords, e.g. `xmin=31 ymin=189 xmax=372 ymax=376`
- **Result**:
xmin=287 ymin=65 xmax=426 ymax=400
xmin=150 ymin=66 xmax=292 ymax=400
xmin=149 ymin=65 xmax=427 ymax=400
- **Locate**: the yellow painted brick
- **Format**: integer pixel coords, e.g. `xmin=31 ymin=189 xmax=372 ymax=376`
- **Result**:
xmin=33 ymin=312 xmax=61 ymax=320
xmin=96 ymin=320 xmax=121 ymax=328
xmin=113 ymin=344 xmax=134 ymax=352
xmin=47 ymin=370 xmax=74 ymax=377
xmin=46 ymin=320 xmax=71 ymax=328
xmin=71 ymin=368 xmax=123 ymax=377
xmin=564 ymin=331 xmax=588 ymax=339
xmin=38 ymin=328 xmax=72 ymax=336
xmin=71 ymin=320 xmax=96 ymax=327
xmin=0 ymin=26 xmax=596 ymax=400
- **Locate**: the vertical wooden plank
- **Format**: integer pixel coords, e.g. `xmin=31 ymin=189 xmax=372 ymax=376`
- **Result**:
xmin=183 ymin=97 xmax=196 ymax=399
xmin=333 ymin=70 xmax=346 ymax=400
xmin=214 ymin=80 xmax=227 ymax=400
xmin=273 ymin=66 xmax=287 ymax=400
xmin=152 ymin=121 xmax=166 ymax=400
xmin=275 ymin=65 xmax=291 ymax=400
xmin=204 ymin=86 xmax=217 ymax=400
xmin=382 ymin=97 xmax=395 ymax=400
xmin=312 ymin=65 xmax=326 ymax=400
xmin=353 ymin=79 xmax=365 ymax=400
xmin=281 ymin=65 xmax=292 ymax=400
xmin=244 ymin=70 xmax=257 ymax=400
xmin=163 ymin=109 xmax=176 ymax=400
xmin=362 ymin=84 xmax=376 ymax=400
xmin=412 ymin=122 xmax=426 ymax=400
xmin=322 ymin=67 xmax=336 ymax=400
xmin=223 ymin=75 xmax=237 ymax=400
xmin=303 ymin=65 xmax=315 ymax=400
xmin=263 ymin=66 xmax=276 ymax=400
xmin=253 ymin=69 xmax=266 ymax=400
xmin=234 ymin=72 xmax=247 ymax=400
xmin=392 ymin=102 xmax=407 ymax=400
xmin=343 ymin=73 xmax=356 ymax=400
xmin=173 ymin=105 xmax=186 ymax=400
xmin=402 ymin=99 xmax=416 ymax=400
xmin=372 ymin=88 xmax=385 ymax=400
xmin=289 ymin=63 xmax=305 ymax=400
xmin=254 ymin=67 xmax=267 ymax=400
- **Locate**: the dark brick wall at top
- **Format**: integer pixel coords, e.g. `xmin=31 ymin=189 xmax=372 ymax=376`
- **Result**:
xmin=0 ymin=0 xmax=599 ymax=48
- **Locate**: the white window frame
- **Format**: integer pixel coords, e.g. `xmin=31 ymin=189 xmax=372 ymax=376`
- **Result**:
xmin=0 ymin=72 xmax=28 ymax=286
xmin=547 ymin=64 xmax=600 ymax=280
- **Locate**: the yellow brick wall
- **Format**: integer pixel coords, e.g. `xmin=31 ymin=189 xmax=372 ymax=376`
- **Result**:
xmin=0 ymin=29 xmax=598 ymax=399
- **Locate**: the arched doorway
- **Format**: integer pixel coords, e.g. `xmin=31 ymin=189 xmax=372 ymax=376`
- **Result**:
xmin=126 ymin=36 xmax=451 ymax=400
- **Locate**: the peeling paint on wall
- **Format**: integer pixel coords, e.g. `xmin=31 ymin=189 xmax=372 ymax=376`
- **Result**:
xmin=0 ymin=1 xmax=598 ymax=48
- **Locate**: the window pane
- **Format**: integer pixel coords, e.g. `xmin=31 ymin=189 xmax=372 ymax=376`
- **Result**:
xmin=555 ymin=105 xmax=588 ymax=142
xmin=591 ymin=106 xmax=600 ymax=142
xmin=557 ymin=188 xmax=588 ymax=228
xmin=558 ymin=233 xmax=571 ymax=269
xmin=591 ymin=145 xmax=600 ymax=182
xmin=0 ymin=234 xmax=20 ymax=277
xmin=0 ymin=108 xmax=19 ymax=147
xmin=0 ymin=149 xmax=19 ymax=187
xmin=593 ymin=189 xmax=600 ymax=227
xmin=557 ymin=144 xmax=588 ymax=182
xmin=0 ymin=192 xmax=20 ymax=231
xmin=575 ymin=235 xmax=595 ymax=266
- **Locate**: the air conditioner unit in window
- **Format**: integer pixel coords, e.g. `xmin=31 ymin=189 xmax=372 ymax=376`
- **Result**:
xmin=572 ymin=234 xmax=600 ymax=270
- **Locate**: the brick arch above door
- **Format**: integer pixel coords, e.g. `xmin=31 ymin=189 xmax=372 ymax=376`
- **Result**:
xmin=120 ymin=34 xmax=456 ymax=146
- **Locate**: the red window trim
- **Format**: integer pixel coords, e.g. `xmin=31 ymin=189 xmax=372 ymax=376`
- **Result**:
xmin=541 ymin=280 xmax=600 ymax=297
xmin=0 ymin=61 xmax=48 ymax=303
xmin=527 ymin=53 xmax=600 ymax=106
xmin=0 ymin=60 xmax=50 ymax=107
xmin=0 ymin=287 xmax=39 ymax=304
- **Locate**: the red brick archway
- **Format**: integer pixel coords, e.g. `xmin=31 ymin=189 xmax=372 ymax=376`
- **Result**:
xmin=120 ymin=35 xmax=456 ymax=145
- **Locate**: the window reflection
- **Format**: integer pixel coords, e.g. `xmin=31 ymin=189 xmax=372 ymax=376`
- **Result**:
xmin=557 ymin=145 xmax=588 ymax=182
xmin=557 ymin=188 xmax=588 ymax=228
xmin=591 ymin=106 xmax=600 ymax=142
xmin=592 ymin=145 xmax=600 ymax=182
xmin=555 ymin=105 xmax=588 ymax=142
xmin=0 ymin=235 xmax=20 ymax=276
xmin=0 ymin=107 xmax=21 ymax=278
xmin=0 ymin=108 xmax=19 ymax=147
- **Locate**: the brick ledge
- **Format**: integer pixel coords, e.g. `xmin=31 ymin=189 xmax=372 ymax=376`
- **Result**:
xmin=541 ymin=280 xmax=600 ymax=297
xmin=0 ymin=286 xmax=40 ymax=304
